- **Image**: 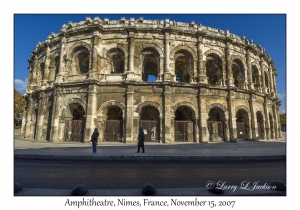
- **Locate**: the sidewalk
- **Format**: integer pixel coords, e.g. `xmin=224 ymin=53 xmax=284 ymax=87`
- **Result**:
xmin=14 ymin=130 xmax=286 ymax=163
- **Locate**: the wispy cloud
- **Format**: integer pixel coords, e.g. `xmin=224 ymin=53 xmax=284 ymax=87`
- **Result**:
xmin=14 ymin=78 xmax=27 ymax=94
xmin=278 ymin=92 xmax=286 ymax=99
xmin=280 ymin=109 xmax=286 ymax=114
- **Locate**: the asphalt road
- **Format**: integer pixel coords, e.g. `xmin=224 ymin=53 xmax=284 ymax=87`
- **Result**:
xmin=14 ymin=159 xmax=286 ymax=189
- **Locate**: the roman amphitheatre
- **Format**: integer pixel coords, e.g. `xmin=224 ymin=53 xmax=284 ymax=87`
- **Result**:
xmin=21 ymin=17 xmax=281 ymax=144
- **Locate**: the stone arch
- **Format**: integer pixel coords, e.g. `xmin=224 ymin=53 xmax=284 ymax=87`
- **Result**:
xmin=236 ymin=104 xmax=250 ymax=113
xmin=204 ymin=49 xmax=224 ymax=59
xmin=172 ymin=101 xmax=198 ymax=119
xmin=68 ymin=41 xmax=92 ymax=59
xmin=170 ymin=45 xmax=197 ymax=60
xmin=135 ymin=43 xmax=164 ymax=58
xmin=207 ymin=103 xmax=229 ymax=119
xmin=60 ymin=98 xmax=87 ymax=119
xmin=97 ymin=100 xmax=125 ymax=117
xmin=251 ymin=61 xmax=261 ymax=75
xmin=135 ymin=100 xmax=163 ymax=117
xmin=231 ymin=55 xmax=247 ymax=68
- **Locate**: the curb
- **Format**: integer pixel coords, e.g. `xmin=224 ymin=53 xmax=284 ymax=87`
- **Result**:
xmin=14 ymin=154 xmax=286 ymax=163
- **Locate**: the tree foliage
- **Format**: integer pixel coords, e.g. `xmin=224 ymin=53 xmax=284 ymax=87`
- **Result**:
xmin=280 ymin=114 xmax=286 ymax=125
xmin=14 ymin=89 xmax=25 ymax=120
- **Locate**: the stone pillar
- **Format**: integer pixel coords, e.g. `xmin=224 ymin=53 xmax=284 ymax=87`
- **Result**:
xmin=269 ymin=66 xmax=275 ymax=97
xmin=225 ymin=42 xmax=234 ymax=87
xmin=260 ymin=57 xmax=268 ymax=94
xmin=198 ymin=88 xmax=209 ymax=143
xmin=25 ymin=96 xmax=34 ymax=138
xmin=88 ymin=31 xmax=101 ymax=79
xmin=263 ymin=97 xmax=270 ymax=140
xmin=36 ymin=92 xmax=47 ymax=140
xmin=246 ymin=48 xmax=254 ymax=90
xmin=272 ymin=70 xmax=278 ymax=98
xmin=163 ymin=85 xmax=172 ymax=143
xmin=21 ymin=96 xmax=28 ymax=137
xmin=227 ymin=90 xmax=237 ymax=141
xmin=43 ymin=43 xmax=51 ymax=86
xmin=57 ymin=35 xmax=67 ymax=82
xmin=126 ymin=32 xmax=135 ymax=80
xmin=249 ymin=94 xmax=256 ymax=140
xmin=272 ymin=105 xmax=279 ymax=139
xmin=197 ymin=35 xmax=207 ymax=84
xmin=125 ymin=86 xmax=134 ymax=143
xmin=85 ymin=84 xmax=97 ymax=142
xmin=277 ymin=106 xmax=282 ymax=138
xmin=50 ymin=87 xmax=62 ymax=142
xmin=164 ymin=31 xmax=171 ymax=81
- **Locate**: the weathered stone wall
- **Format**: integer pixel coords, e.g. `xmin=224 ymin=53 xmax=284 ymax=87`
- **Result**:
xmin=22 ymin=17 xmax=281 ymax=144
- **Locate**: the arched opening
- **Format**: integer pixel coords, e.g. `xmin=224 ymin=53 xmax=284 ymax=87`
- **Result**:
xmin=206 ymin=54 xmax=222 ymax=85
xmin=78 ymin=52 xmax=89 ymax=74
xmin=207 ymin=107 xmax=226 ymax=142
xmin=110 ymin=50 xmax=125 ymax=73
xmin=142 ymin=49 xmax=159 ymax=82
xmin=139 ymin=106 xmax=160 ymax=142
xmin=105 ymin=106 xmax=123 ymax=142
xmin=269 ymin=113 xmax=274 ymax=139
xmin=252 ymin=66 xmax=260 ymax=90
xmin=174 ymin=106 xmax=195 ymax=142
xmin=236 ymin=109 xmax=250 ymax=140
xmin=64 ymin=103 xmax=86 ymax=142
xmin=175 ymin=51 xmax=192 ymax=83
xmin=256 ymin=111 xmax=264 ymax=140
xmin=33 ymin=109 xmax=38 ymax=139
xmin=40 ymin=63 xmax=45 ymax=81
xmin=232 ymin=59 xmax=244 ymax=88
xmin=46 ymin=105 xmax=53 ymax=141
xmin=264 ymin=72 xmax=269 ymax=93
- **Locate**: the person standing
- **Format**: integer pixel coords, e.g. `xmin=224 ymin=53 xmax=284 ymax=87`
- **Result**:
xmin=136 ymin=127 xmax=145 ymax=153
xmin=90 ymin=128 xmax=99 ymax=153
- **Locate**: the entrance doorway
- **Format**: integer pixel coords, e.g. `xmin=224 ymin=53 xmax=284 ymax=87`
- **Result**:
xmin=174 ymin=106 xmax=194 ymax=142
xmin=64 ymin=103 xmax=85 ymax=142
xmin=207 ymin=107 xmax=226 ymax=142
xmin=105 ymin=106 xmax=123 ymax=142
xmin=236 ymin=109 xmax=249 ymax=140
xmin=140 ymin=106 xmax=160 ymax=142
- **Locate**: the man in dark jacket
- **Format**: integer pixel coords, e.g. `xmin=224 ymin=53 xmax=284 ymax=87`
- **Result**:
xmin=136 ymin=127 xmax=145 ymax=153
xmin=91 ymin=128 xmax=99 ymax=153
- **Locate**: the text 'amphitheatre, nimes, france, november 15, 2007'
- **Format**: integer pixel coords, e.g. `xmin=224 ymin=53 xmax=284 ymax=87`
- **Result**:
xmin=21 ymin=16 xmax=281 ymax=145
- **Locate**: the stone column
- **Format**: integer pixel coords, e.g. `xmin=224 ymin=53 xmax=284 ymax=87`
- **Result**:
xmin=246 ymin=48 xmax=254 ymax=90
xmin=163 ymin=85 xmax=172 ymax=143
xmin=36 ymin=92 xmax=47 ymax=140
xmin=260 ymin=57 xmax=268 ymax=94
xmin=88 ymin=31 xmax=101 ymax=79
xmin=272 ymin=105 xmax=279 ymax=139
xmin=43 ymin=43 xmax=51 ymax=86
xmin=126 ymin=32 xmax=135 ymax=80
xmin=25 ymin=96 xmax=34 ymax=138
xmin=85 ymin=84 xmax=97 ymax=142
xmin=164 ymin=31 xmax=171 ymax=81
xmin=269 ymin=66 xmax=275 ymax=97
xmin=197 ymin=35 xmax=207 ymax=84
xmin=263 ymin=97 xmax=270 ymax=140
xmin=21 ymin=96 xmax=28 ymax=137
xmin=249 ymin=94 xmax=256 ymax=140
xmin=227 ymin=90 xmax=237 ymax=141
xmin=50 ymin=87 xmax=62 ymax=142
xmin=277 ymin=106 xmax=282 ymax=138
xmin=198 ymin=88 xmax=209 ymax=143
xmin=57 ymin=36 xmax=67 ymax=82
xmin=272 ymin=70 xmax=278 ymax=98
xmin=125 ymin=86 xmax=134 ymax=143
xmin=225 ymin=41 xmax=234 ymax=87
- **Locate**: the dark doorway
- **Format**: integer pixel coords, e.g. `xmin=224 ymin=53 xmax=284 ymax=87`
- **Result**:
xmin=105 ymin=106 xmax=123 ymax=142
xmin=140 ymin=106 xmax=160 ymax=142
xmin=174 ymin=106 xmax=194 ymax=142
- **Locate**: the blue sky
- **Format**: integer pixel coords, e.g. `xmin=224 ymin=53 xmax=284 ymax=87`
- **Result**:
xmin=14 ymin=14 xmax=286 ymax=113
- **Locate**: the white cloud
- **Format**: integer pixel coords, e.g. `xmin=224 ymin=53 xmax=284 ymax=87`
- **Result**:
xmin=14 ymin=78 xmax=27 ymax=94
xmin=278 ymin=92 xmax=286 ymax=99
xmin=280 ymin=109 xmax=286 ymax=114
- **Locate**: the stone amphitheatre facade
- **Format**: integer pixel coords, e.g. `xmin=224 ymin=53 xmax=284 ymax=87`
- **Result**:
xmin=21 ymin=17 xmax=281 ymax=144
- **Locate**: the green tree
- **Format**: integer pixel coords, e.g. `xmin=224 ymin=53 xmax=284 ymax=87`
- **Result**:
xmin=280 ymin=114 xmax=286 ymax=125
xmin=14 ymin=89 xmax=25 ymax=121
